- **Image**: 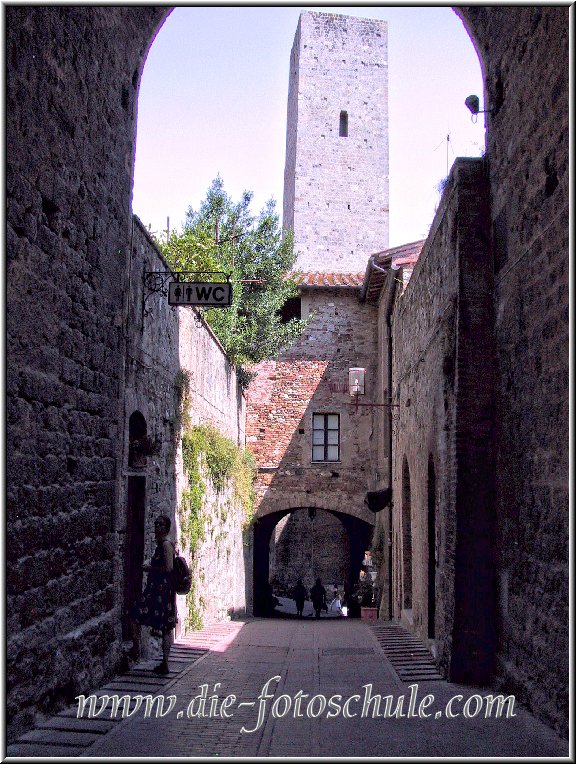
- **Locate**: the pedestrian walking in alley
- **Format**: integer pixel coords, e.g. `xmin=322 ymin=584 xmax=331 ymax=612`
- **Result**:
xmin=343 ymin=580 xmax=360 ymax=617
xmin=292 ymin=578 xmax=307 ymax=617
xmin=310 ymin=578 xmax=327 ymax=618
xmin=330 ymin=589 xmax=343 ymax=615
xmin=130 ymin=514 xmax=176 ymax=674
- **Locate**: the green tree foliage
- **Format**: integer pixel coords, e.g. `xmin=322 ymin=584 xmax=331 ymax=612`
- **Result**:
xmin=157 ymin=177 xmax=308 ymax=372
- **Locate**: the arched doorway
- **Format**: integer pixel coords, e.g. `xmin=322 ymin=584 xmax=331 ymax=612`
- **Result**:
xmin=401 ymin=456 xmax=413 ymax=611
xmin=128 ymin=410 xmax=148 ymax=469
xmin=427 ymin=455 xmax=437 ymax=639
xmin=122 ymin=411 xmax=148 ymax=639
xmin=253 ymin=508 xmax=372 ymax=617
xmin=133 ymin=7 xmax=485 ymax=239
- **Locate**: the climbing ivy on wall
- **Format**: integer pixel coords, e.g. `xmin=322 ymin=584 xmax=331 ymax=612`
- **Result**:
xmin=178 ymin=421 xmax=256 ymax=631
xmin=174 ymin=369 xmax=192 ymax=437
xmin=180 ymin=425 xmax=256 ymax=524
xmin=185 ymin=583 xmax=203 ymax=632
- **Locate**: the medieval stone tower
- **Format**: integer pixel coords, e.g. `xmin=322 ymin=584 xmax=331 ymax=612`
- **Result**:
xmin=283 ymin=11 xmax=389 ymax=273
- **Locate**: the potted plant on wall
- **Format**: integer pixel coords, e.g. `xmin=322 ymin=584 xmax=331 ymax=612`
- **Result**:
xmin=356 ymin=579 xmax=378 ymax=620
xmin=355 ymin=553 xmax=379 ymax=620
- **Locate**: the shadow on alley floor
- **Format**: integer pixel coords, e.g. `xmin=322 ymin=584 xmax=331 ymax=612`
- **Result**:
xmin=7 ymin=613 xmax=569 ymax=759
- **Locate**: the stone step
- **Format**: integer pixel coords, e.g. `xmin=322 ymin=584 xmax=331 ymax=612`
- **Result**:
xmin=36 ymin=716 xmax=115 ymax=733
xmin=17 ymin=727 xmax=102 ymax=746
xmin=7 ymin=742 xmax=86 ymax=757
xmin=370 ymin=622 xmax=443 ymax=682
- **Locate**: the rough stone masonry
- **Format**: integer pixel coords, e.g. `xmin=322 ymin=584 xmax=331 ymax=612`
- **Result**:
xmin=284 ymin=11 xmax=389 ymax=273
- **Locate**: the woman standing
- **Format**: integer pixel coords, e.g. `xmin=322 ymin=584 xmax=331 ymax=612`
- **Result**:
xmin=292 ymin=578 xmax=308 ymax=618
xmin=131 ymin=514 xmax=176 ymax=674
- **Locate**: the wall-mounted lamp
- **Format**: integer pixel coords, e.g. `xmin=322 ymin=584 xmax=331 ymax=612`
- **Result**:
xmin=465 ymin=95 xmax=492 ymax=123
xmin=349 ymin=367 xmax=366 ymax=396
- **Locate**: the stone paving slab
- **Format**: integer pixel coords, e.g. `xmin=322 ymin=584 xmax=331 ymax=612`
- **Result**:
xmin=57 ymin=706 xmax=126 ymax=721
xmin=83 ymin=618 xmax=567 ymax=758
xmin=36 ymin=716 xmax=116 ymax=733
xmin=6 ymin=743 xmax=88 ymax=757
xmin=17 ymin=728 xmax=101 ymax=747
xmin=6 ymin=620 xmax=242 ymax=758
xmin=5 ymin=618 xmax=569 ymax=758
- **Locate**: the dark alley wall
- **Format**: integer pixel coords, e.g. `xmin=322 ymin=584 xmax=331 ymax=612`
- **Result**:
xmin=6 ymin=7 xmax=167 ymax=739
xmin=389 ymin=158 xmax=495 ymax=687
xmin=457 ymin=6 xmax=569 ymax=735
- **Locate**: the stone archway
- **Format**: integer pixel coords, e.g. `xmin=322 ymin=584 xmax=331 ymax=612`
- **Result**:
xmin=253 ymin=507 xmax=372 ymax=616
xmin=269 ymin=508 xmax=350 ymax=595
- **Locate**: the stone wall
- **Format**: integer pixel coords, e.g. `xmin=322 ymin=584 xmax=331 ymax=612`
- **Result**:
xmin=6 ymin=167 xmax=248 ymax=737
xmin=6 ymin=6 xmax=168 ymax=740
xmin=370 ymin=275 xmax=398 ymax=620
xmin=455 ymin=7 xmax=569 ymax=735
xmin=283 ymin=11 xmax=389 ymax=272
xmin=389 ymin=159 xmax=495 ymax=685
xmin=269 ymin=509 xmax=350 ymax=595
xmin=125 ymin=218 xmax=248 ymax=635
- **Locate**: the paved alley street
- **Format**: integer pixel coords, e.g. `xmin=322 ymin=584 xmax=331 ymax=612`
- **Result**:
xmin=8 ymin=617 xmax=568 ymax=758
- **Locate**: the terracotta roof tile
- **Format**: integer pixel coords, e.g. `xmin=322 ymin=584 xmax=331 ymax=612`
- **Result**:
xmin=362 ymin=240 xmax=426 ymax=303
xmin=373 ymin=240 xmax=425 ymax=268
xmin=291 ymin=272 xmax=365 ymax=288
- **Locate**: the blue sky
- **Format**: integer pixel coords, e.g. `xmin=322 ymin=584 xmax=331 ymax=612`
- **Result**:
xmin=133 ymin=6 xmax=485 ymax=249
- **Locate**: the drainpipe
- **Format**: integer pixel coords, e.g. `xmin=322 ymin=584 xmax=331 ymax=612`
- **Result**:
xmin=362 ymin=256 xmax=398 ymax=621
xmin=385 ymin=274 xmax=398 ymax=621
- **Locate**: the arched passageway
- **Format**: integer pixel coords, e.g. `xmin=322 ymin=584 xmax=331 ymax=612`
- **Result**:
xmin=253 ymin=508 xmax=372 ymax=617
xmin=269 ymin=508 xmax=351 ymax=595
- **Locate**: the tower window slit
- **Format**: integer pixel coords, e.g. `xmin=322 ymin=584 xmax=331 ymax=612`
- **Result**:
xmin=339 ymin=110 xmax=348 ymax=137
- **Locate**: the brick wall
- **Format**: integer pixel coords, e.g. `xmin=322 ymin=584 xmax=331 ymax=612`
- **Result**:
xmin=246 ymin=286 xmax=378 ymax=597
xmin=247 ymin=287 xmax=378 ymax=527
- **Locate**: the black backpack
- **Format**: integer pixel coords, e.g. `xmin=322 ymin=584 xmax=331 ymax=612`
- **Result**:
xmin=173 ymin=550 xmax=192 ymax=595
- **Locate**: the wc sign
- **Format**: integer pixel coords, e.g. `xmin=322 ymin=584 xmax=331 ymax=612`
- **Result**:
xmin=168 ymin=281 xmax=232 ymax=307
